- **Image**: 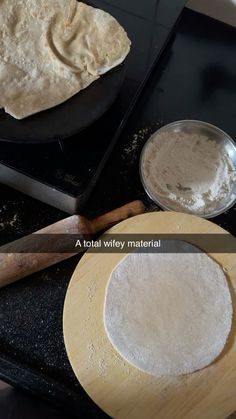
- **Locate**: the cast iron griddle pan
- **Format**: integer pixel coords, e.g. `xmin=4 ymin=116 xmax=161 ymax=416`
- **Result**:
xmin=0 ymin=63 xmax=126 ymax=144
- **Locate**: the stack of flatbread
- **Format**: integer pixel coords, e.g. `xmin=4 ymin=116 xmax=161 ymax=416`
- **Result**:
xmin=0 ymin=0 xmax=131 ymax=119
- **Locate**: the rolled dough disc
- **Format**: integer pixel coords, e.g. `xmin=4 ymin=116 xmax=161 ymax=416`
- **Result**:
xmin=0 ymin=0 xmax=131 ymax=119
xmin=104 ymin=243 xmax=232 ymax=376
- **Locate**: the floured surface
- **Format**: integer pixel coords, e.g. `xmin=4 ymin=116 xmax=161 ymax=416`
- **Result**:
xmin=0 ymin=0 xmax=130 ymax=119
xmin=104 ymin=247 xmax=232 ymax=376
xmin=63 ymin=212 xmax=236 ymax=419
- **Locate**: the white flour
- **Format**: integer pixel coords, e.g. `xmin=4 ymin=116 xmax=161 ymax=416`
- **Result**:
xmin=142 ymin=131 xmax=236 ymax=214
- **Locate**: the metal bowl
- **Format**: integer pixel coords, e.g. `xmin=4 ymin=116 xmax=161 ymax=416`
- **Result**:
xmin=140 ymin=120 xmax=236 ymax=218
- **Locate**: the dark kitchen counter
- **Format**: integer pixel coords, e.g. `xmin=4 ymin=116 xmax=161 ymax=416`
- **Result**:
xmin=0 ymin=5 xmax=236 ymax=419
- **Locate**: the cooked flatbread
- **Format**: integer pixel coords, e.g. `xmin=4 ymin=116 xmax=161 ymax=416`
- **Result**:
xmin=0 ymin=0 xmax=131 ymax=119
xmin=104 ymin=246 xmax=232 ymax=376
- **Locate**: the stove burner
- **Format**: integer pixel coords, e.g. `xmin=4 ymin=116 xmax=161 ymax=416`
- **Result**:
xmin=0 ymin=0 xmax=182 ymax=213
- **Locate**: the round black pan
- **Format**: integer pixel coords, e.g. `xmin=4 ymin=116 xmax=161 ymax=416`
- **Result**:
xmin=0 ymin=63 xmax=126 ymax=144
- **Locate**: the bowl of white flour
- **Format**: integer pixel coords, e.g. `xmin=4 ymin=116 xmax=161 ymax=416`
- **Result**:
xmin=140 ymin=120 xmax=236 ymax=218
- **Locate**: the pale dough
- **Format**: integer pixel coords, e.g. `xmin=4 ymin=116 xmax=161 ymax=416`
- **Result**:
xmin=104 ymin=243 xmax=232 ymax=376
xmin=0 ymin=0 xmax=131 ymax=119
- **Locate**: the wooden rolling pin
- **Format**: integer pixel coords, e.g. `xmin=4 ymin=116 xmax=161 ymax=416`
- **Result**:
xmin=0 ymin=200 xmax=145 ymax=288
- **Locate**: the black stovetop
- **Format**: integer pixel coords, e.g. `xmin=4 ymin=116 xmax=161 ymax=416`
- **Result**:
xmin=0 ymin=0 xmax=185 ymax=214
xmin=0 ymin=5 xmax=236 ymax=419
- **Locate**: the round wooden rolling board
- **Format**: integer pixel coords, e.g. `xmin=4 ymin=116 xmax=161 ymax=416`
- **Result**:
xmin=63 ymin=212 xmax=236 ymax=419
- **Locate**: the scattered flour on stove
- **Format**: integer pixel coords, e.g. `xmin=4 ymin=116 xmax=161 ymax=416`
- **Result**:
xmin=142 ymin=132 xmax=236 ymax=214
xmin=0 ymin=213 xmax=19 ymax=230
xmin=122 ymin=127 xmax=151 ymax=163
